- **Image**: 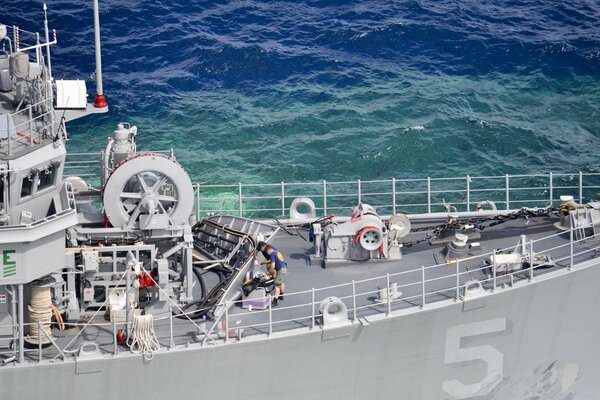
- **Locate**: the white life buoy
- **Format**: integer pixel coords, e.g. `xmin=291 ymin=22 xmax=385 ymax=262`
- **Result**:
xmin=289 ymin=197 xmax=316 ymax=220
xmin=476 ymin=200 xmax=497 ymax=212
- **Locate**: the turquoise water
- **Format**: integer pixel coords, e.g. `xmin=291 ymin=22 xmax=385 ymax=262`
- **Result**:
xmin=10 ymin=0 xmax=600 ymax=185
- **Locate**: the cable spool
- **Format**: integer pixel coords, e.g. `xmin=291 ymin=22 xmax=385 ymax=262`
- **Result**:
xmin=27 ymin=286 xmax=53 ymax=344
xmin=355 ymin=225 xmax=383 ymax=251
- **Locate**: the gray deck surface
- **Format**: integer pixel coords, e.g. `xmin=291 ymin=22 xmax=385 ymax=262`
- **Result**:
xmin=15 ymin=210 xmax=596 ymax=364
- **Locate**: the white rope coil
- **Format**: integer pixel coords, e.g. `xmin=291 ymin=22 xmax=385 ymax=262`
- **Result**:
xmin=127 ymin=314 xmax=160 ymax=361
xmin=27 ymin=286 xmax=53 ymax=342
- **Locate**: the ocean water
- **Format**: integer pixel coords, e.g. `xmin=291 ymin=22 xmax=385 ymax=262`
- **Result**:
xmin=6 ymin=0 xmax=600 ymax=184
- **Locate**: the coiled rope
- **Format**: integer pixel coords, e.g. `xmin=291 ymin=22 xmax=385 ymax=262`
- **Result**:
xmin=27 ymin=286 xmax=53 ymax=342
xmin=127 ymin=314 xmax=160 ymax=361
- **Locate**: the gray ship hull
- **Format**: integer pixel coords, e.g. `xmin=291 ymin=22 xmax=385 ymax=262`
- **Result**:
xmin=3 ymin=258 xmax=598 ymax=400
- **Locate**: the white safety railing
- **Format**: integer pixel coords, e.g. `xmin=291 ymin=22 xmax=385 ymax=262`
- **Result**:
xmin=1 ymin=223 xmax=599 ymax=365
xmin=63 ymin=151 xmax=600 ymax=221
xmin=1 ymin=97 xmax=57 ymax=156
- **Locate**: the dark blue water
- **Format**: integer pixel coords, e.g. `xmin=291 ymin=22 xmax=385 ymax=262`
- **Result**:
xmin=5 ymin=0 xmax=600 ymax=184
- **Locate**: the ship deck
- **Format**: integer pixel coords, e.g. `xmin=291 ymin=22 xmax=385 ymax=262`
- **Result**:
xmin=8 ymin=209 xmax=599 ymax=364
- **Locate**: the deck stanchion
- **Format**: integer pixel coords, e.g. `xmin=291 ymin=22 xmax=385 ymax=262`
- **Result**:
xmin=268 ymin=294 xmax=272 ymax=337
xmin=549 ymin=172 xmax=553 ymax=206
xmin=38 ymin=322 xmax=42 ymax=362
xmin=358 ymin=179 xmax=362 ymax=204
xmin=112 ymin=318 xmax=118 ymax=355
xmin=169 ymin=307 xmax=174 ymax=349
xmin=570 ymin=227 xmax=574 ymax=270
xmin=311 ymin=288 xmax=315 ymax=330
xmin=455 ymin=260 xmax=460 ymax=300
xmin=196 ymin=184 xmax=200 ymax=221
xmin=224 ymin=303 xmax=229 ymax=343
xmin=427 ymin=177 xmax=431 ymax=213
xmin=392 ymin=178 xmax=397 ymax=215
xmin=421 ymin=266 xmax=426 ymax=308
xmin=125 ymin=268 xmax=131 ymax=337
xmin=492 ymin=251 xmax=497 ymax=291
xmin=386 ymin=273 xmax=391 ymax=316
xmin=579 ymin=172 xmax=583 ymax=204
xmin=280 ymin=182 xmax=285 ymax=217
xmin=28 ymin=106 xmax=33 ymax=145
xmin=505 ymin=174 xmax=510 ymax=210
xmin=18 ymin=284 xmax=23 ymax=364
xmin=466 ymin=175 xmax=471 ymax=212
xmin=352 ymin=281 xmax=357 ymax=322
xmin=238 ymin=183 xmax=243 ymax=217
xmin=323 ymin=181 xmax=327 ymax=215
xmin=529 ymin=240 xmax=534 ymax=281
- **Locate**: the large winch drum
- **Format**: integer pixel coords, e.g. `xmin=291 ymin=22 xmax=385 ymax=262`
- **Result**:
xmin=103 ymin=153 xmax=194 ymax=229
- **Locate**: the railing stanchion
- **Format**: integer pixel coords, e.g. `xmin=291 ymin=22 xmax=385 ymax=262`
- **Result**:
xmin=196 ymin=184 xmax=200 ymax=221
xmin=570 ymin=227 xmax=574 ymax=270
xmin=466 ymin=175 xmax=471 ymax=212
xmin=169 ymin=307 xmax=174 ymax=349
xmin=427 ymin=177 xmax=431 ymax=213
xmin=505 ymin=174 xmax=510 ymax=210
xmin=28 ymin=106 xmax=33 ymax=145
xmin=224 ymin=302 xmax=229 ymax=343
xmin=323 ymin=181 xmax=327 ymax=215
xmin=492 ymin=251 xmax=497 ymax=291
xmin=392 ymin=178 xmax=397 ymax=215
xmin=357 ymin=179 xmax=362 ymax=204
xmin=386 ymin=273 xmax=391 ymax=316
xmin=352 ymin=280 xmax=357 ymax=322
xmin=549 ymin=172 xmax=553 ymax=206
xmin=238 ymin=183 xmax=243 ymax=217
xmin=38 ymin=322 xmax=42 ymax=362
xmin=268 ymin=294 xmax=272 ymax=337
xmin=455 ymin=260 xmax=460 ymax=300
xmin=18 ymin=284 xmax=23 ymax=364
xmin=579 ymin=171 xmax=583 ymax=204
xmin=112 ymin=317 xmax=118 ymax=355
xmin=280 ymin=181 xmax=285 ymax=217
xmin=529 ymin=240 xmax=534 ymax=281
xmin=421 ymin=266 xmax=426 ymax=309
xmin=311 ymin=288 xmax=315 ymax=330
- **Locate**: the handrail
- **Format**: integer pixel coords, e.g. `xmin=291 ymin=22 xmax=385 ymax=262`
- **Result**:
xmin=3 ymin=223 xmax=599 ymax=366
xmin=63 ymin=153 xmax=600 ymax=221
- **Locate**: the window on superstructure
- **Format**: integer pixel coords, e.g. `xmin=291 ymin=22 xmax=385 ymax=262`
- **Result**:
xmin=21 ymin=174 xmax=34 ymax=198
xmin=38 ymin=164 xmax=56 ymax=191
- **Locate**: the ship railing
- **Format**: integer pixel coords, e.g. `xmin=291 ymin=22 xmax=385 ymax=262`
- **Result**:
xmin=2 ymin=224 xmax=598 ymax=365
xmin=62 ymin=153 xmax=600 ymax=221
xmin=65 ymin=150 xmax=174 ymax=189
xmin=1 ymin=97 xmax=57 ymax=156
xmin=0 ymin=23 xmax=57 ymax=64
xmin=192 ymin=173 xmax=600 ymax=219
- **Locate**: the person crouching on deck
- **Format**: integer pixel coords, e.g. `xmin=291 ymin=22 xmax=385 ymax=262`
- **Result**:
xmin=265 ymin=245 xmax=287 ymax=306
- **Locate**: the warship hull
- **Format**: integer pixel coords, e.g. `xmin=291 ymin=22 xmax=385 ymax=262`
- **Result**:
xmin=2 ymin=256 xmax=597 ymax=400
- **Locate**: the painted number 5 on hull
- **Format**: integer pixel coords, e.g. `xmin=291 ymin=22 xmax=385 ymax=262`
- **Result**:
xmin=442 ymin=318 xmax=507 ymax=399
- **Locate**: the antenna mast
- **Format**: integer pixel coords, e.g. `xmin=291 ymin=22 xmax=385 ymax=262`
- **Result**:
xmin=93 ymin=0 xmax=107 ymax=108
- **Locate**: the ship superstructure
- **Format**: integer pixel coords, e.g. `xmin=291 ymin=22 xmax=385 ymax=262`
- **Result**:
xmin=1 ymin=6 xmax=600 ymax=400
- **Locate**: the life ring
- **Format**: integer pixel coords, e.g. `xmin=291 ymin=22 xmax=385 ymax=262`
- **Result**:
xmin=476 ymin=200 xmax=497 ymax=212
xmin=289 ymin=197 xmax=316 ymax=220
